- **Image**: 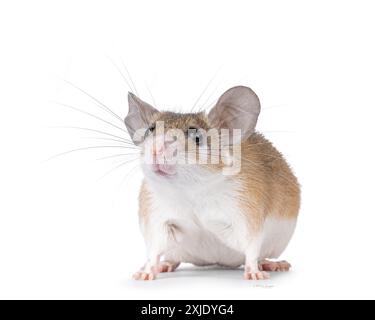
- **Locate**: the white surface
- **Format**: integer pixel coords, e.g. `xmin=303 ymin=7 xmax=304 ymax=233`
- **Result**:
xmin=1 ymin=0 xmax=375 ymax=299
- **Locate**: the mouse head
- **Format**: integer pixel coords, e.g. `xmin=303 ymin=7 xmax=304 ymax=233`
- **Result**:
xmin=125 ymin=86 xmax=260 ymax=183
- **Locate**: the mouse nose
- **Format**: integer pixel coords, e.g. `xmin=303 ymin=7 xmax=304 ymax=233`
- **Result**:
xmin=152 ymin=143 xmax=165 ymax=156
xmin=151 ymin=136 xmax=175 ymax=155
xmin=150 ymin=138 xmax=168 ymax=164
xmin=150 ymin=137 xmax=176 ymax=164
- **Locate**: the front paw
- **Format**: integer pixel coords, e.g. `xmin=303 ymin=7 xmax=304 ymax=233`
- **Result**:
xmin=133 ymin=266 xmax=159 ymax=281
xmin=243 ymin=270 xmax=270 ymax=280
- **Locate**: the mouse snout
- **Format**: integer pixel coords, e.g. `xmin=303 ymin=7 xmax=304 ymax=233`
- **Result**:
xmin=145 ymin=136 xmax=178 ymax=176
xmin=151 ymin=137 xmax=173 ymax=160
xmin=151 ymin=142 xmax=163 ymax=158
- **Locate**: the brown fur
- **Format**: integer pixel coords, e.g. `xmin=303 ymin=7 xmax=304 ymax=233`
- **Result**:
xmin=236 ymin=133 xmax=300 ymax=232
xmin=139 ymin=112 xmax=300 ymax=233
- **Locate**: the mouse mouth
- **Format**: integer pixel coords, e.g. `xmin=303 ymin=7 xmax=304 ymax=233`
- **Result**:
xmin=151 ymin=164 xmax=176 ymax=176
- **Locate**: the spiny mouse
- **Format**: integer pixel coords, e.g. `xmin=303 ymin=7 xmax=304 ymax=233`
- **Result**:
xmin=125 ymin=86 xmax=300 ymax=280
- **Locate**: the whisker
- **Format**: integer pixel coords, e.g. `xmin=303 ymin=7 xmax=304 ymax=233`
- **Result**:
xmin=199 ymin=83 xmax=220 ymax=112
xmin=190 ymin=67 xmax=221 ymax=112
xmin=46 ymin=126 xmax=136 ymax=145
xmin=145 ymin=81 xmax=158 ymax=108
xmin=201 ymin=98 xmax=217 ymax=112
xmin=51 ymin=101 xmax=129 ymax=136
xmin=173 ymin=149 xmax=296 ymax=188
xmin=183 ymin=148 xmax=285 ymax=161
xmin=46 ymin=145 xmax=130 ymax=162
xmin=96 ymin=153 xmax=140 ymax=160
xmin=117 ymin=162 xmax=141 ymax=188
xmin=107 ymin=56 xmax=135 ymax=94
xmin=120 ymin=58 xmax=139 ymax=96
xmin=63 ymin=79 xmax=124 ymax=123
xmin=97 ymin=157 xmax=140 ymax=181
xmin=83 ymin=137 xmax=139 ymax=148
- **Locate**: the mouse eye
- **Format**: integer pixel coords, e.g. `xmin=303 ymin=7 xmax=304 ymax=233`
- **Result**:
xmin=145 ymin=124 xmax=155 ymax=137
xmin=187 ymin=127 xmax=203 ymax=146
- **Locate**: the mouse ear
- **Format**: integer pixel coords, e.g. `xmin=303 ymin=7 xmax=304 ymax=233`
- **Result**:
xmin=125 ymin=92 xmax=159 ymax=144
xmin=208 ymin=86 xmax=260 ymax=143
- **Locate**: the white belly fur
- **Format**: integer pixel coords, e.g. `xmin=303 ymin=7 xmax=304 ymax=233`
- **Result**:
xmin=143 ymin=176 xmax=297 ymax=267
xmin=163 ymin=217 xmax=297 ymax=267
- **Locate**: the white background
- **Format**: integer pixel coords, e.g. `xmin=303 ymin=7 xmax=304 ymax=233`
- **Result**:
xmin=1 ymin=0 xmax=375 ymax=299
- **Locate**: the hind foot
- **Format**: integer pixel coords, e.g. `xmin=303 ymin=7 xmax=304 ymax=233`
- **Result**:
xmin=259 ymin=260 xmax=291 ymax=272
xmin=157 ymin=261 xmax=180 ymax=273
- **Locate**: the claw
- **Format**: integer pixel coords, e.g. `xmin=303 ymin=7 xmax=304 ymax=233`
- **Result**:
xmin=244 ymin=271 xmax=270 ymax=280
